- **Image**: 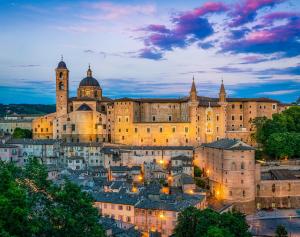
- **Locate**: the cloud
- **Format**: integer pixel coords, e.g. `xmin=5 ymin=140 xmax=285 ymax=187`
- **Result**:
xmin=229 ymin=0 xmax=286 ymax=27
xmin=214 ymin=66 xmax=252 ymax=73
xmin=258 ymin=65 xmax=300 ymax=75
xmin=229 ymin=28 xmax=251 ymax=40
xmin=238 ymin=55 xmax=280 ymax=64
xmin=138 ymin=2 xmax=227 ymax=59
xmin=258 ymin=89 xmax=299 ymax=95
xmin=198 ymin=41 xmax=215 ymax=49
xmin=262 ymin=11 xmax=300 ymax=25
xmin=222 ymin=15 xmax=300 ymax=58
xmin=137 ymin=48 xmax=163 ymax=60
xmin=83 ymin=49 xmax=107 ymax=58
xmin=83 ymin=2 xmax=156 ymax=20
xmin=10 ymin=65 xmax=40 ymax=68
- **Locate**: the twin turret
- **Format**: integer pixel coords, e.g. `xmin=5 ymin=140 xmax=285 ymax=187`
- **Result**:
xmin=189 ymin=77 xmax=226 ymax=103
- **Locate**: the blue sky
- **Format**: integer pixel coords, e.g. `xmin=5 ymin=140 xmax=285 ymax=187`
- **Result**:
xmin=0 ymin=0 xmax=299 ymax=104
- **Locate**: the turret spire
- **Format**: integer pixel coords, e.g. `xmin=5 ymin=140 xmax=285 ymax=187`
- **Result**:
xmin=87 ymin=64 xmax=92 ymax=77
xmin=190 ymin=76 xmax=197 ymax=93
xmin=190 ymin=76 xmax=197 ymax=102
xmin=219 ymin=79 xmax=226 ymax=103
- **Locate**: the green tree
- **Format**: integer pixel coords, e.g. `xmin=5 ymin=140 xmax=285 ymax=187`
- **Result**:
xmin=265 ymin=133 xmax=296 ymax=159
xmin=12 ymin=127 xmax=32 ymax=138
xmin=206 ymin=226 xmax=233 ymax=237
xmin=174 ymin=207 xmax=250 ymax=237
xmin=252 ymin=106 xmax=300 ymax=159
xmin=46 ymin=181 xmax=105 ymax=237
xmin=275 ymin=225 xmax=288 ymax=237
xmin=0 ymin=160 xmax=105 ymax=237
xmin=194 ymin=165 xmax=202 ymax=177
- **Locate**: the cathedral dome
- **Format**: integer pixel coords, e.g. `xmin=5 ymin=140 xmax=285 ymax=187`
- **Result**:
xmin=79 ymin=77 xmax=100 ymax=87
xmin=79 ymin=66 xmax=100 ymax=87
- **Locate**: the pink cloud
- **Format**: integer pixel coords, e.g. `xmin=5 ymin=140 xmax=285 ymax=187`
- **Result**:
xmin=85 ymin=2 xmax=156 ymax=20
xmin=138 ymin=2 xmax=227 ymax=59
xmin=262 ymin=11 xmax=300 ymax=25
xmin=230 ymin=0 xmax=286 ymax=27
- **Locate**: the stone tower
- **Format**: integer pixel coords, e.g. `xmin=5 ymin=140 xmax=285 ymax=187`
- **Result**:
xmin=218 ymin=80 xmax=227 ymax=139
xmin=55 ymin=57 xmax=69 ymax=117
xmin=189 ymin=77 xmax=199 ymax=145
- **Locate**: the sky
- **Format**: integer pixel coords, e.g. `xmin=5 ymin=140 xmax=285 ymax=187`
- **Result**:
xmin=0 ymin=0 xmax=299 ymax=104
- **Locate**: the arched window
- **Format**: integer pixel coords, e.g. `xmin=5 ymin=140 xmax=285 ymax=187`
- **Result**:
xmin=241 ymin=162 xmax=245 ymax=170
xmin=231 ymin=162 xmax=237 ymax=171
xmin=242 ymin=190 xmax=245 ymax=197
xmin=58 ymin=82 xmax=64 ymax=90
xmin=59 ymin=72 xmax=63 ymax=79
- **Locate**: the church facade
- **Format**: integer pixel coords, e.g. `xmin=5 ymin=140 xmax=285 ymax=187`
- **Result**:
xmin=33 ymin=59 xmax=289 ymax=146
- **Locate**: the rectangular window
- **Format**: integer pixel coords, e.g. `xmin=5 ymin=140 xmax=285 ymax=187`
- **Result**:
xmin=72 ymin=124 xmax=75 ymax=131
xmin=147 ymin=128 xmax=150 ymax=133
xmin=160 ymin=127 xmax=163 ymax=133
xmin=172 ymin=127 xmax=176 ymax=133
xmin=135 ymin=128 xmax=138 ymax=133
xmin=185 ymin=127 xmax=188 ymax=133
xmin=232 ymin=116 xmax=235 ymax=121
xmin=152 ymin=116 xmax=156 ymax=122
xmin=240 ymin=104 xmax=243 ymax=109
xmin=168 ymin=115 xmax=172 ymax=121
xmin=240 ymin=115 xmax=243 ymax=120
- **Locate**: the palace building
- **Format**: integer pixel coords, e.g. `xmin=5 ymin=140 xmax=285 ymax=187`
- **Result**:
xmin=33 ymin=59 xmax=289 ymax=146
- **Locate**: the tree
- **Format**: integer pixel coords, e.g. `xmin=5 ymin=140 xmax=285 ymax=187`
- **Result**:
xmin=194 ymin=165 xmax=202 ymax=177
xmin=206 ymin=226 xmax=233 ymax=237
xmin=252 ymin=106 xmax=300 ymax=159
xmin=174 ymin=207 xmax=251 ymax=237
xmin=0 ymin=160 xmax=105 ymax=237
xmin=275 ymin=225 xmax=288 ymax=237
xmin=12 ymin=127 xmax=32 ymax=138
xmin=265 ymin=133 xmax=296 ymax=159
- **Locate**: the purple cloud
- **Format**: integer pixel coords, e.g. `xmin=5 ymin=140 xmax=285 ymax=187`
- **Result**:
xmin=263 ymin=11 xmax=300 ymax=25
xmin=229 ymin=0 xmax=286 ymax=27
xmin=222 ymin=15 xmax=300 ymax=57
xmin=239 ymin=55 xmax=278 ymax=64
xmin=139 ymin=2 xmax=227 ymax=59
xmin=142 ymin=24 xmax=171 ymax=34
xmin=229 ymin=28 xmax=251 ymax=40
xmin=138 ymin=48 xmax=163 ymax=60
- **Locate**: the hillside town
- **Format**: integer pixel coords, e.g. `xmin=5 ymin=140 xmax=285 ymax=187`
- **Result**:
xmin=1 ymin=59 xmax=300 ymax=236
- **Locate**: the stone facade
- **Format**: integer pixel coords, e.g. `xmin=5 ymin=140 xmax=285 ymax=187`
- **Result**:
xmin=256 ymin=168 xmax=300 ymax=209
xmin=32 ymin=60 xmax=290 ymax=146
xmin=195 ymin=139 xmax=256 ymax=213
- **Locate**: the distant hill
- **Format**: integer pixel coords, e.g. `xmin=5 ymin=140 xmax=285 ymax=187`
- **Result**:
xmin=0 ymin=104 xmax=56 ymax=116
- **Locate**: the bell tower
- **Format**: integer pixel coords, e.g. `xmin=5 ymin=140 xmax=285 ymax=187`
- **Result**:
xmin=55 ymin=56 xmax=69 ymax=117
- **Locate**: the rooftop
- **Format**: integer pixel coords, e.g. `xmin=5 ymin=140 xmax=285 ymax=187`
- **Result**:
xmin=261 ymin=169 xmax=300 ymax=180
xmin=93 ymin=192 xmax=139 ymax=205
xmin=8 ymin=138 xmax=59 ymax=145
xmin=202 ymin=138 xmax=254 ymax=151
